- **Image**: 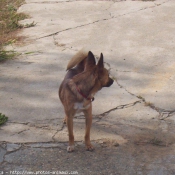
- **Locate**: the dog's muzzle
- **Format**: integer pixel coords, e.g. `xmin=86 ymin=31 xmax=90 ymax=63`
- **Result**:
xmin=105 ymin=78 xmax=114 ymax=87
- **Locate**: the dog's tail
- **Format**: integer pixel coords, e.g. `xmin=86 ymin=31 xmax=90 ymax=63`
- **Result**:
xmin=66 ymin=48 xmax=89 ymax=70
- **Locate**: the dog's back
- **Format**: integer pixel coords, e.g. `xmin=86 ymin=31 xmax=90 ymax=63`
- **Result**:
xmin=59 ymin=49 xmax=89 ymax=102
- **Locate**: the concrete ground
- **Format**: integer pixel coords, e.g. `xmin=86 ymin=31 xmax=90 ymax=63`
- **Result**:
xmin=1 ymin=0 xmax=175 ymax=174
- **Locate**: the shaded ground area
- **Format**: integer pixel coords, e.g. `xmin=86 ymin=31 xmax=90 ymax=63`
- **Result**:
xmin=1 ymin=0 xmax=175 ymax=174
xmin=1 ymin=142 xmax=175 ymax=175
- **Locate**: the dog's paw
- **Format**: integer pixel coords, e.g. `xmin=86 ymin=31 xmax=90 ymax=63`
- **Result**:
xmin=67 ymin=145 xmax=75 ymax=153
xmin=86 ymin=144 xmax=94 ymax=151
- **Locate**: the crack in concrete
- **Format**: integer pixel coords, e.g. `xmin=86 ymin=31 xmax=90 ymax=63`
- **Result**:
xmin=17 ymin=129 xmax=30 ymax=135
xmin=37 ymin=17 xmax=111 ymax=40
xmin=106 ymin=60 xmax=175 ymax=122
xmin=35 ymin=118 xmax=59 ymax=121
xmin=159 ymin=111 xmax=175 ymax=120
xmin=95 ymin=101 xmax=141 ymax=122
xmin=0 ymin=141 xmax=66 ymax=165
xmin=36 ymin=0 xmax=169 ymax=40
xmin=28 ymin=124 xmax=57 ymax=131
xmin=52 ymin=122 xmax=65 ymax=141
xmin=52 ymin=35 xmax=78 ymax=52
xmin=0 ymin=141 xmax=67 ymax=165
xmin=114 ymin=78 xmax=175 ymax=120
xmin=105 ymin=1 xmax=117 ymax=11
xmin=6 ymin=146 xmax=22 ymax=155
xmin=72 ymin=100 xmax=141 ymax=121
xmin=8 ymin=121 xmax=30 ymax=125
xmin=115 ymin=77 xmax=175 ymax=121
xmin=0 ymin=143 xmax=23 ymax=164
xmin=8 ymin=121 xmax=58 ymax=132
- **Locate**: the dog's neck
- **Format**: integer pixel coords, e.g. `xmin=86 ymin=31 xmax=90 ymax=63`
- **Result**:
xmin=68 ymin=70 xmax=101 ymax=101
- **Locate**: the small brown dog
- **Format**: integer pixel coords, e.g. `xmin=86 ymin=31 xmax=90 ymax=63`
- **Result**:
xmin=59 ymin=49 xmax=114 ymax=152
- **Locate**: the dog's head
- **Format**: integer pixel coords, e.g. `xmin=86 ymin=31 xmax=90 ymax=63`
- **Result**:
xmin=85 ymin=51 xmax=114 ymax=89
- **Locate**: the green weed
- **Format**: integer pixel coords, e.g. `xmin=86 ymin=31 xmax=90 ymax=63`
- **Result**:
xmin=0 ymin=0 xmax=35 ymax=62
xmin=0 ymin=50 xmax=19 ymax=61
xmin=0 ymin=113 xmax=8 ymax=125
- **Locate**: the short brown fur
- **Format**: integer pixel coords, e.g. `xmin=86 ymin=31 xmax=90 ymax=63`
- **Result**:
xmin=59 ymin=50 xmax=114 ymax=152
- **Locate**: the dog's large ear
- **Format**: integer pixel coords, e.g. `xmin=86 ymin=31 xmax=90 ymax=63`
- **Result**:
xmin=97 ymin=53 xmax=104 ymax=69
xmin=85 ymin=51 xmax=96 ymax=70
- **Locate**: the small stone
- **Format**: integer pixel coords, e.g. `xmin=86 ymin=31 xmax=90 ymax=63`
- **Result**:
xmin=98 ymin=140 xmax=104 ymax=144
xmin=112 ymin=142 xmax=119 ymax=147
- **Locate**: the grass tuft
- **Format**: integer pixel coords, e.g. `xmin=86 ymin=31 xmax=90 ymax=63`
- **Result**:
xmin=0 ymin=0 xmax=32 ymax=61
xmin=0 ymin=113 xmax=8 ymax=125
xmin=0 ymin=50 xmax=19 ymax=62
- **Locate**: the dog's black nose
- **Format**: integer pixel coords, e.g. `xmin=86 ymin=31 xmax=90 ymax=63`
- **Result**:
xmin=105 ymin=78 xmax=114 ymax=87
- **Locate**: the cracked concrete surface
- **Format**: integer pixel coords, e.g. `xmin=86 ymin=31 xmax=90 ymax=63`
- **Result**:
xmin=1 ymin=0 xmax=175 ymax=174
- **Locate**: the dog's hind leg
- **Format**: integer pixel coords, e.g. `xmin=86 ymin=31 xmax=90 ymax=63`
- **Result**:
xmin=83 ymin=105 xmax=94 ymax=151
xmin=66 ymin=115 xmax=75 ymax=152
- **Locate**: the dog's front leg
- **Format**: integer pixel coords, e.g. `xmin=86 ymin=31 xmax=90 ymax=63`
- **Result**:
xmin=83 ymin=105 xmax=94 ymax=151
xmin=67 ymin=115 xmax=75 ymax=152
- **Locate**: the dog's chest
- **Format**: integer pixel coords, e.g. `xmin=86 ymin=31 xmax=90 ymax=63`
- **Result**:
xmin=74 ymin=102 xmax=90 ymax=112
